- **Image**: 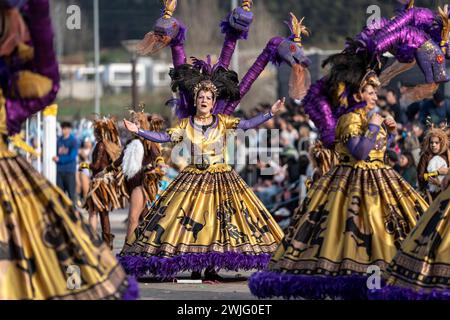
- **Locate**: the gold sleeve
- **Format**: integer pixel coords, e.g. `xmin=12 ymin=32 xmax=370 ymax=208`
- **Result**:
xmin=217 ymin=114 xmax=241 ymax=130
xmin=336 ymin=112 xmax=364 ymax=144
xmin=166 ymin=118 xmax=188 ymax=143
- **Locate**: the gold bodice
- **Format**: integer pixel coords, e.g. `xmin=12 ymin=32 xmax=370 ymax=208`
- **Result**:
xmin=166 ymin=114 xmax=240 ymax=170
xmin=334 ymin=108 xmax=388 ymax=169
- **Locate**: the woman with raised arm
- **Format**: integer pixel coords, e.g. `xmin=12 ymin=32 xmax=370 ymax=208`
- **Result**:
xmin=249 ymin=70 xmax=428 ymax=300
xmin=119 ymin=70 xmax=284 ymax=281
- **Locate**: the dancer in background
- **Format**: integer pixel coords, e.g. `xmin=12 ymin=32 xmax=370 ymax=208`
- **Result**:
xmin=417 ymin=124 xmax=450 ymax=203
xmin=107 ymin=110 xmax=165 ymax=243
xmin=83 ymin=116 xmax=123 ymax=249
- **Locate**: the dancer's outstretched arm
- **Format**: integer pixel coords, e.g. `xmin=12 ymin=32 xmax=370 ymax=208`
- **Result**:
xmin=123 ymin=119 xmax=171 ymax=143
xmin=236 ymin=98 xmax=284 ymax=130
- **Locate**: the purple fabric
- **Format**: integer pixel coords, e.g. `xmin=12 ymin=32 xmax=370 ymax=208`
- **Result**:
xmin=346 ymin=124 xmax=380 ymax=161
xmin=387 ymin=133 xmax=395 ymax=147
xmin=170 ymin=23 xmax=187 ymax=67
xmin=217 ymin=37 xmax=283 ymax=115
xmin=355 ymin=8 xmax=435 ymax=63
xmin=248 ymin=271 xmax=371 ymax=300
xmin=237 ymin=112 xmax=273 ymax=130
xmin=137 ymin=130 xmax=171 ymax=143
xmin=354 ymin=18 xmax=390 ymax=53
xmin=217 ymin=18 xmax=249 ymax=70
xmin=374 ymin=26 xmax=428 ymax=59
xmin=118 ymin=252 xmax=271 ymax=280
xmin=368 ymin=286 xmax=450 ymax=300
xmin=0 ymin=0 xmax=27 ymax=8
xmin=122 ymin=276 xmax=140 ymax=300
xmin=415 ymin=40 xmax=450 ymax=83
xmin=220 ymin=18 xmax=249 ymax=40
xmin=5 ymin=0 xmax=60 ymax=135
xmin=302 ymin=78 xmax=337 ymax=148
xmin=375 ymin=8 xmax=433 ymax=37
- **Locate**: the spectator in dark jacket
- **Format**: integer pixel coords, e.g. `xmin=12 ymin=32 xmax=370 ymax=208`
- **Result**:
xmin=399 ymin=152 xmax=418 ymax=188
xmin=419 ymin=90 xmax=450 ymax=126
xmin=53 ymin=121 xmax=78 ymax=203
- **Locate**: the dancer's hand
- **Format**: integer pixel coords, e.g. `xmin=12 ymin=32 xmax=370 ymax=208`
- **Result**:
xmin=271 ymin=97 xmax=285 ymax=115
xmin=429 ymin=177 xmax=441 ymax=186
xmin=123 ymin=119 xmax=138 ymax=133
xmin=369 ymin=113 xmax=384 ymax=127
xmin=384 ymin=117 xmax=397 ymax=133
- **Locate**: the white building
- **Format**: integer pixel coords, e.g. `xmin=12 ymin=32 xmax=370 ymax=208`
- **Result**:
xmin=58 ymin=58 xmax=173 ymax=99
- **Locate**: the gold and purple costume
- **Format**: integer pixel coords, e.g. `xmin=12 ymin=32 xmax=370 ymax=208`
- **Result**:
xmin=119 ymin=114 xmax=284 ymax=278
xmin=0 ymin=0 xmax=137 ymax=299
xmin=249 ymin=108 xmax=428 ymax=299
xmin=371 ymin=185 xmax=450 ymax=299
xmin=0 ymin=91 xmax=137 ymax=299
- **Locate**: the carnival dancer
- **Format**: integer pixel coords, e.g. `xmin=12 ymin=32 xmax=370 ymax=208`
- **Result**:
xmin=83 ymin=117 xmax=123 ymax=250
xmin=0 ymin=0 xmax=138 ymax=299
xmin=417 ymin=123 xmax=450 ymax=203
xmin=248 ymin=0 xmax=450 ymax=300
xmin=249 ymin=70 xmax=428 ymax=300
xmin=120 ymin=77 xmax=285 ymax=280
xmin=106 ymin=110 xmax=166 ymax=243
xmin=369 ymin=168 xmax=450 ymax=300
xmin=116 ymin=0 xmax=314 ymax=280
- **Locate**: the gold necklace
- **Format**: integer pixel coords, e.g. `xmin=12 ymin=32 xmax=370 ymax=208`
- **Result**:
xmin=195 ymin=114 xmax=212 ymax=121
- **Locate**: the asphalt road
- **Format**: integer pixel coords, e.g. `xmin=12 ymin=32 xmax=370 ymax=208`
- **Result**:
xmin=106 ymin=209 xmax=259 ymax=300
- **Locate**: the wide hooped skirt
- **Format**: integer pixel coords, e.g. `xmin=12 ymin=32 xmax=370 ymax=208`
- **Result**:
xmin=0 ymin=147 xmax=138 ymax=299
xmin=249 ymin=164 xmax=428 ymax=300
xmin=370 ymin=185 xmax=450 ymax=300
xmin=119 ymin=164 xmax=284 ymax=279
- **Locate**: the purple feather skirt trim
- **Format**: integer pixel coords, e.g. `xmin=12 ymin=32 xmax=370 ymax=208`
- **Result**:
xmin=122 ymin=276 xmax=140 ymax=300
xmin=118 ymin=252 xmax=271 ymax=279
xmin=369 ymin=286 xmax=450 ymax=300
xmin=248 ymin=271 xmax=371 ymax=300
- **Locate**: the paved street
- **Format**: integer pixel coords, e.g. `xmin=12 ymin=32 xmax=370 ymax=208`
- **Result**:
xmin=103 ymin=209 xmax=259 ymax=300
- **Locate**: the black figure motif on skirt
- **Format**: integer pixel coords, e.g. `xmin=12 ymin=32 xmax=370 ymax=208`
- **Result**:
xmin=411 ymin=198 xmax=449 ymax=260
xmin=414 ymin=199 xmax=426 ymax=219
xmin=142 ymin=205 xmax=168 ymax=245
xmin=41 ymin=200 xmax=106 ymax=281
xmin=286 ymin=197 xmax=312 ymax=242
xmin=216 ymin=199 xmax=248 ymax=245
xmin=241 ymin=201 xmax=269 ymax=243
xmin=0 ymin=200 xmax=36 ymax=296
xmin=291 ymin=202 xmax=329 ymax=257
xmin=177 ymin=208 xmax=207 ymax=243
xmin=344 ymin=196 xmax=372 ymax=258
xmin=384 ymin=203 xmax=410 ymax=249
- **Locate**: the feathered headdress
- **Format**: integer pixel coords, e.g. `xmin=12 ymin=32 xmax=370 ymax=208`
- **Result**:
xmin=286 ymin=13 xmax=309 ymax=46
xmin=169 ymin=56 xmax=240 ymax=118
xmin=422 ymin=118 xmax=449 ymax=156
xmin=93 ymin=116 xmax=122 ymax=161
